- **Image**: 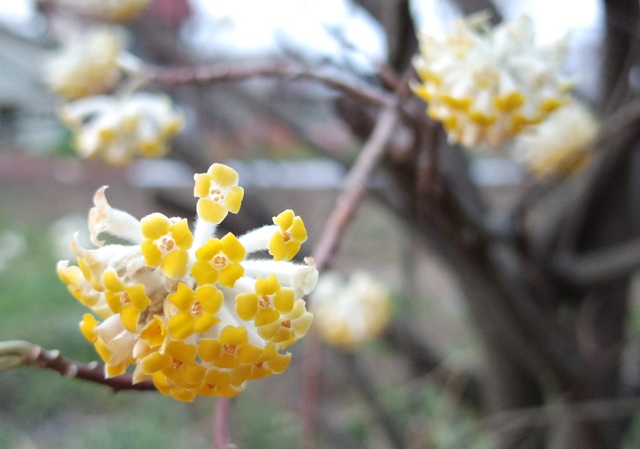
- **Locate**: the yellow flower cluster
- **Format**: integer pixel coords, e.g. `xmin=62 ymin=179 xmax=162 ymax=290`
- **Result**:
xmin=60 ymin=93 xmax=184 ymax=166
xmin=44 ymin=10 xmax=183 ymax=165
xmin=45 ymin=29 xmax=123 ymax=101
xmin=412 ymin=13 xmax=573 ymax=149
xmin=311 ymin=271 xmax=391 ymax=350
xmin=512 ymin=101 xmax=599 ymax=179
xmin=57 ymin=164 xmax=317 ymax=401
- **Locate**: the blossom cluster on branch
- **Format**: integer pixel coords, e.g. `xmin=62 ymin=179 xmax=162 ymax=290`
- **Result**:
xmin=57 ymin=163 xmax=317 ymax=401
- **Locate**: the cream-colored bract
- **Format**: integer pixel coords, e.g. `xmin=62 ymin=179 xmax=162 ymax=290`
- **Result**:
xmin=57 ymin=164 xmax=317 ymax=402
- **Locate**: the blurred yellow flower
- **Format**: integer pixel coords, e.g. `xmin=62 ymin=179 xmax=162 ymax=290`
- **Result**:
xmin=412 ymin=13 xmax=572 ymax=149
xmin=45 ymin=28 xmax=123 ymax=101
xmin=60 ymin=93 xmax=184 ymax=166
xmin=511 ymin=100 xmax=599 ymax=179
xmin=312 ymin=271 xmax=392 ymax=350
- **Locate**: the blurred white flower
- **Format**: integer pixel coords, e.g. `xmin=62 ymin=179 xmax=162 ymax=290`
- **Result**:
xmin=511 ymin=100 xmax=599 ymax=179
xmin=311 ymin=271 xmax=391 ymax=350
xmin=412 ymin=13 xmax=572 ymax=149
xmin=45 ymin=28 xmax=124 ymax=101
xmin=60 ymin=93 xmax=184 ymax=166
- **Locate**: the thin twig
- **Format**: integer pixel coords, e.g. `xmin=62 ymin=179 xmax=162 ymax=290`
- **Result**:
xmin=145 ymin=63 xmax=395 ymax=108
xmin=300 ymin=105 xmax=399 ymax=449
xmin=0 ymin=340 xmax=156 ymax=391
xmin=312 ymin=105 xmax=399 ymax=271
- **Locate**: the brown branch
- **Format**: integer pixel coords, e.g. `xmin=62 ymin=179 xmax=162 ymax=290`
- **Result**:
xmin=311 ymin=105 xmax=399 ymax=271
xmin=144 ymin=63 xmax=395 ymax=108
xmin=0 ymin=340 xmax=156 ymax=391
xmin=300 ymin=104 xmax=399 ymax=449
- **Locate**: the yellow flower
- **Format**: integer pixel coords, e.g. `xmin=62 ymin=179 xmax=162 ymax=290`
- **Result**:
xmin=198 ymin=326 xmax=264 ymax=370
xmin=140 ymin=341 xmax=206 ymax=390
xmin=236 ymin=274 xmax=295 ymax=326
xmin=102 ymin=268 xmax=151 ymax=333
xmin=412 ymin=13 xmax=572 ymax=149
xmin=247 ymin=343 xmax=292 ymax=380
xmin=268 ymin=210 xmax=308 ymax=261
xmin=257 ymin=299 xmax=314 ymax=349
xmin=167 ymin=283 xmax=223 ymax=340
xmin=194 ymin=164 xmax=244 ymax=224
xmin=190 ymin=233 xmax=246 ymax=287
xmin=140 ymin=213 xmax=193 ymax=279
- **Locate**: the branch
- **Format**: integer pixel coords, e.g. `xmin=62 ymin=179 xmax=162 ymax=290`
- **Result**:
xmin=312 ymin=104 xmax=399 ymax=271
xmin=481 ymin=395 xmax=640 ymax=436
xmin=554 ymin=237 xmax=640 ymax=286
xmin=144 ymin=63 xmax=395 ymax=108
xmin=0 ymin=340 xmax=156 ymax=391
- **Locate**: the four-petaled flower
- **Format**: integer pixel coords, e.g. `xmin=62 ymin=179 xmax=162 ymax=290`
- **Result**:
xmin=268 ymin=210 xmax=308 ymax=261
xmin=194 ymin=164 xmax=244 ymax=224
xmin=236 ymin=274 xmax=295 ymax=326
xmin=190 ymin=233 xmax=246 ymax=287
xmin=102 ymin=268 xmax=151 ymax=333
xmin=140 ymin=213 xmax=193 ymax=279
xmin=256 ymin=299 xmax=314 ymax=349
xmin=167 ymin=283 xmax=223 ymax=340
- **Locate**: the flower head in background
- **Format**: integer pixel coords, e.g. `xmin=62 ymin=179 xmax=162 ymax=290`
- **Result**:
xmin=60 ymin=93 xmax=184 ymax=166
xmin=412 ymin=13 xmax=572 ymax=149
xmin=45 ymin=28 xmax=124 ymax=101
xmin=55 ymin=0 xmax=151 ymax=23
xmin=57 ymin=163 xmax=317 ymax=401
xmin=311 ymin=271 xmax=391 ymax=350
xmin=511 ymin=100 xmax=599 ymax=179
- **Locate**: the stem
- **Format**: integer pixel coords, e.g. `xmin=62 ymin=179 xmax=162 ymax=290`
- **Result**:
xmin=300 ymin=105 xmax=399 ymax=449
xmin=145 ymin=63 xmax=395 ymax=109
xmin=214 ymin=397 xmax=233 ymax=449
xmin=312 ymin=105 xmax=399 ymax=271
xmin=0 ymin=340 xmax=156 ymax=391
